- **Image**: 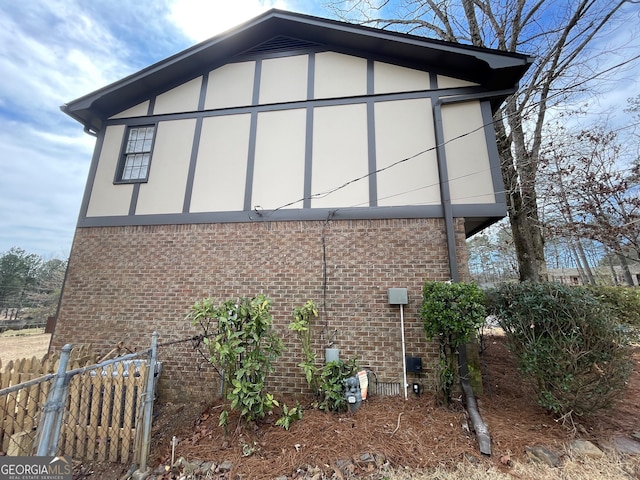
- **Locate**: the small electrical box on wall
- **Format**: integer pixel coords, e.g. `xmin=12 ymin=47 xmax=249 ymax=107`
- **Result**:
xmin=405 ymin=356 xmax=422 ymax=373
xmin=387 ymin=288 xmax=408 ymax=305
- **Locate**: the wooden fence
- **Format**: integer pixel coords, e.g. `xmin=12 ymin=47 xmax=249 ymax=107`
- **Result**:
xmin=60 ymin=361 xmax=149 ymax=463
xmin=0 ymin=346 xmax=150 ymax=463
xmin=0 ymin=346 xmax=96 ymax=455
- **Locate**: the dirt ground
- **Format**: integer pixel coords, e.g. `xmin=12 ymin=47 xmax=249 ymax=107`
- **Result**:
xmin=0 ymin=329 xmax=51 ymax=366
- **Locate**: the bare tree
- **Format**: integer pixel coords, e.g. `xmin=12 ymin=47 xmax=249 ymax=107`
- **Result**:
xmin=541 ymin=127 xmax=639 ymax=285
xmin=327 ymin=0 xmax=632 ymax=281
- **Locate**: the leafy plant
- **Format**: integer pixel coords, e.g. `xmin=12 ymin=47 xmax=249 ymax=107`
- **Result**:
xmin=586 ymin=285 xmax=640 ymax=326
xmin=318 ymin=358 xmax=358 ymax=412
xmin=188 ymin=294 xmax=283 ymax=426
xmin=485 ymin=282 xmax=632 ymax=417
xmin=420 ymin=281 xmax=486 ymax=405
xmin=275 ymin=402 xmax=303 ymax=430
xmin=289 ymin=300 xmax=320 ymax=394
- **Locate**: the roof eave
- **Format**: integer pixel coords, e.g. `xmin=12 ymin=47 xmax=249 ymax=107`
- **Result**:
xmin=62 ymin=9 xmax=533 ymax=132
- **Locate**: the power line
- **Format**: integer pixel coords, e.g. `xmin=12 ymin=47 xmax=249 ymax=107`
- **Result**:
xmin=256 ymin=53 xmax=640 ymax=218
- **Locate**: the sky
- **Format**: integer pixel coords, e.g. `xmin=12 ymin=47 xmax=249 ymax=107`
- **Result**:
xmin=0 ymin=0 xmax=638 ymax=260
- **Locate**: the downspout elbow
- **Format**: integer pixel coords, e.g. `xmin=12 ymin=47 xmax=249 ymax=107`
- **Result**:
xmin=83 ymin=125 xmax=98 ymax=137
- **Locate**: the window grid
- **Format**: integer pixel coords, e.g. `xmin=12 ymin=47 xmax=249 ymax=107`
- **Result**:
xmin=121 ymin=126 xmax=155 ymax=181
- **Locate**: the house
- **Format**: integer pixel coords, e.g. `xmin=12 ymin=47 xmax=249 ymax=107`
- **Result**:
xmin=53 ymin=10 xmax=532 ymax=402
xmin=549 ymin=265 xmax=640 ymax=286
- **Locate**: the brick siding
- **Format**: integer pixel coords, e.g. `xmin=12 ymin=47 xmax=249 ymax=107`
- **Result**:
xmin=51 ymin=218 xmax=470 ymax=403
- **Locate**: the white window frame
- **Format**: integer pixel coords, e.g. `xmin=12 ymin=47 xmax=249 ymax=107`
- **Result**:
xmin=116 ymin=125 xmax=156 ymax=183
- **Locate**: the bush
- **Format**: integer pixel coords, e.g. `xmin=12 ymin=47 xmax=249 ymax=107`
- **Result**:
xmin=485 ymin=282 xmax=632 ymax=417
xmin=318 ymin=358 xmax=358 ymax=412
xmin=421 ymin=281 xmax=486 ymax=405
xmin=586 ymin=285 xmax=640 ymax=326
xmin=188 ymin=295 xmax=283 ymax=426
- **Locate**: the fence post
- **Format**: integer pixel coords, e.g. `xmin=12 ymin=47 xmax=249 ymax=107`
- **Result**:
xmin=138 ymin=332 xmax=158 ymax=473
xmin=36 ymin=344 xmax=72 ymax=456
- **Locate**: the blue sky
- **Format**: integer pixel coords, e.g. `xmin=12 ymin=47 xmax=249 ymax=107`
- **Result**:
xmin=0 ymin=0 xmax=638 ymax=259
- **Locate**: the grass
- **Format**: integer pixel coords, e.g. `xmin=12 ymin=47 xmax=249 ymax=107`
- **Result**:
xmin=0 ymin=327 xmax=46 ymax=337
xmin=381 ymin=451 xmax=640 ymax=479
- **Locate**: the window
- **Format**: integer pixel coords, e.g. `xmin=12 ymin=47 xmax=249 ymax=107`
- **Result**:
xmin=118 ymin=125 xmax=155 ymax=182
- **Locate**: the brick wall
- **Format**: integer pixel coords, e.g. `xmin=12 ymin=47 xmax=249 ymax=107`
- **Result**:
xmin=51 ymin=218 xmax=470 ymax=403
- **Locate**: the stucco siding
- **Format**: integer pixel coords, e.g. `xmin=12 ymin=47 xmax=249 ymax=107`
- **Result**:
xmin=252 ymin=109 xmax=307 ymax=210
xmin=86 ymin=125 xmax=132 ymax=217
xmin=441 ymin=101 xmax=495 ymax=204
xmin=374 ymin=61 xmax=430 ymax=94
xmin=375 ymin=98 xmax=440 ymax=206
xmin=109 ymin=101 xmax=150 ymax=119
xmin=437 ymin=75 xmax=479 ymax=89
xmin=190 ymin=114 xmax=251 ymax=212
xmin=311 ymin=103 xmax=369 ymax=208
xmin=136 ymin=119 xmax=196 ymax=214
xmin=314 ymin=52 xmax=367 ymax=99
xmin=153 ymin=76 xmax=202 ymax=115
xmin=259 ymin=55 xmax=308 ymax=104
xmin=205 ymin=62 xmax=256 ymax=110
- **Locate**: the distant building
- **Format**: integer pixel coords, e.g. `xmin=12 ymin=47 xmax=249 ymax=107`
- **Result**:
xmin=548 ymin=265 xmax=640 ymax=286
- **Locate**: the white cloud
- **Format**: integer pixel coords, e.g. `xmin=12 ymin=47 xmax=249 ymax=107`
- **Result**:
xmin=0 ymin=3 xmax=129 ymax=116
xmin=0 ymin=0 xmax=634 ymax=261
xmin=168 ymin=0 xmax=292 ymax=42
xmin=0 ymin=121 xmax=91 ymax=258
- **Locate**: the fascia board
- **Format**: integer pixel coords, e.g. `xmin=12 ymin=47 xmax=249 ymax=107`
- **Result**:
xmin=62 ymin=9 xmax=533 ymax=131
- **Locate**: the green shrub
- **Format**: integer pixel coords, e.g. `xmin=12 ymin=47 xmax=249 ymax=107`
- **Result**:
xmin=421 ymin=281 xmax=486 ymax=405
xmin=586 ymin=285 xmax=640 ymax=326
xmin=318 ymin=358 xmax=358 ymax=412
xmin=276 ymin=402 xmax=303 ymax=430
xmin=188 ymin=294 xmax=283 ymax=426
xmin=485 ymin=282 xmax=632 ymax=417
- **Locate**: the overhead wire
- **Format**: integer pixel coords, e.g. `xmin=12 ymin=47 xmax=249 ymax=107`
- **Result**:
xmin=254 ymin=53 xmax=640 ymax=219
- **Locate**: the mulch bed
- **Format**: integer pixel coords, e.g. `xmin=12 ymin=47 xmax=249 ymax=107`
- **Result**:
xmin=147 ymin=334 xmax=640 ymax=479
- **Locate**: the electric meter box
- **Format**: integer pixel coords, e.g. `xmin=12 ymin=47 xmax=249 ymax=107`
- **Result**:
xmin=387 ymin=288 xmax=408 ymax=305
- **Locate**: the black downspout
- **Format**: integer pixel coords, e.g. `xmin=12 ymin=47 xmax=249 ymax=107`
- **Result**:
xmin=432 ymin=88 xmax=515 ymax=456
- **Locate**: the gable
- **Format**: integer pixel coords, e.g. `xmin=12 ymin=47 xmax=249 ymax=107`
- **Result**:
xmin=106 ymin=51 xmax=446 ymax=119
xmin=62 ymin=9 xmax=532 ymax=132
xmin=65 ymin=9 xmax=532 ymax=237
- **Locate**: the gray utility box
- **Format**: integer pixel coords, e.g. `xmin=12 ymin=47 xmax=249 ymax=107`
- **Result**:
xmin=387 ymin=288 xmax=408 ymax=305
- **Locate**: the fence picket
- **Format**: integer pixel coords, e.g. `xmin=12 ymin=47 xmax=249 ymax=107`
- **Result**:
xmin=0 ymin=362 xmax=11 ymax=448
xmin=62 ymin=374 xmax=80 ymax=458
xmin=3 ymin=369 xmax=21 ymax=453
xmin=75 ymin=374 xmax=89 ymax=459
xmin=14 ymin=371 xmax=29 ymax=433
xmin=97 ymin=365 xmax=114 ymax=461
xmin=109 ymin=362 xmax=125 ymax=462
xmin=132 ymin=362 xmax=149 ymax=465
xmin=120 ymin=363 xmax=138 ymax=464
xmin=25 ymin=380 xmax=40 ymax=434
xmin=86 ymin=369 xmax=102 ymax=461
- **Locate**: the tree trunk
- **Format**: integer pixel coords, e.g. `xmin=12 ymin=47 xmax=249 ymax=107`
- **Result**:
xmin=608 ymin=253 xmax=618 ymax=285
xmin=570 ymin=244 xmax=588 ymax=285
xmin=617 ymin=253 xmax=634 ymax=286
xmin=495 ymin=108 xmax=546 ymax=282
xmin=575 ymin=240 xmax=595 ymax=285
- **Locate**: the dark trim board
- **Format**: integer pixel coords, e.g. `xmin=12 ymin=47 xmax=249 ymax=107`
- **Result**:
xmin=100 ymin=85 xmax=489 ymax=128
xmin=481 ymin=100 xmax=506 ymax=205
xmin=76 ymin=202 xmax=506 ymax=236
xmin=78 ymin=128 xmax=107 ymax=221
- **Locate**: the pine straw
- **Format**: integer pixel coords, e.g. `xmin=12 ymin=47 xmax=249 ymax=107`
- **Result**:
xmin=150 ymin=336 xmax=640 ymax=479
xmin=170 ymin=395 xmax=479 ymax=479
